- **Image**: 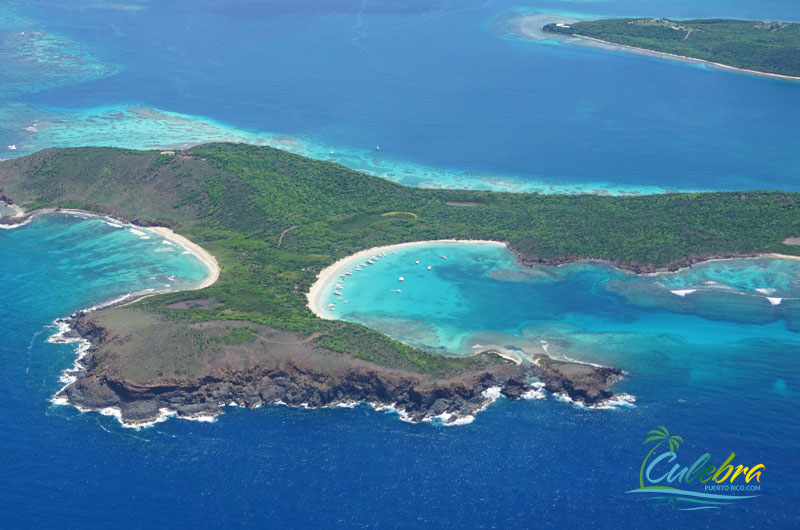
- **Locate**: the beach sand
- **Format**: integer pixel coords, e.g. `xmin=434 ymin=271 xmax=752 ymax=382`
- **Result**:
xmin=510 ymin=14 xmax=800 ymax=82
xmin=0 ymin=201 xmax=26 ymax=219
xmin=306 ymin=239 xmax=507 ymax=319
xmin=472 ymin=345 xmax=523 ymax=365
xmin=1 ymin=202 xmax=220 ymax=294
xmin=148 ymin=226 xmax=219 ymax=289
xmin=306 ymin=239 xmax=800 ymax=319
xmin=571 ymin=34 xmax=800 ymax=82
xmin=7 ymin=203 xmax=25 ymax=218
xmin=761 ymin=253 xmax=800 ymax=263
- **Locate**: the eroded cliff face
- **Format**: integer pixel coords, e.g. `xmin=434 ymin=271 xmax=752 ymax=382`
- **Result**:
xmin=56 ymin=312 xmax=626 ymax=426
xmin=533 ymin=357 xmax=623 ymax=404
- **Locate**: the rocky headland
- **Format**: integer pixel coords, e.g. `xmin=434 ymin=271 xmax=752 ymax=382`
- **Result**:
xmin=54 ymin=310 xmax=626 ymax=427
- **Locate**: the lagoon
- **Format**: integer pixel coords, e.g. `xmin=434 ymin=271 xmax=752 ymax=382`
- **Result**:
xmin=311 ymin=241 xmax=800 ymax=365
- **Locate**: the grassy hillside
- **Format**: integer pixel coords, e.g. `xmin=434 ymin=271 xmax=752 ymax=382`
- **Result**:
xmin=544 ymin=18 xmax=800 ymax=77
xmin=3 ymin=144 xmax=800 ymax=376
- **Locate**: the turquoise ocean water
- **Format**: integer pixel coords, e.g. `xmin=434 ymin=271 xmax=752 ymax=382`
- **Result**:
xmin=2 ymin=0 xmax=800 ymax=527
xmin=317 ymin=243 xmax=800 ymax=359
xmin=1 ymin=0 xmax=800 ymax=193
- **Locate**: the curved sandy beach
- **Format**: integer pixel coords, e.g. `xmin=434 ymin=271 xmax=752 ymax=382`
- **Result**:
xmin=148 ymin=226 xmax=219 ymax=289
xmin=0 ymin=203 xmax=220 ymax=292
xmin=306 ymin=239 xmax=507 ymax=319
xmin=306 ymin=237 xmax=800 ymax=320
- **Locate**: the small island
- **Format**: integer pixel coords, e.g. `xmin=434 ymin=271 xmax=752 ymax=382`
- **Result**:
xmin=4 ymin=144 xmax=800 ymax=425
xmin=544 ymin=18 xmax=800 ymax=79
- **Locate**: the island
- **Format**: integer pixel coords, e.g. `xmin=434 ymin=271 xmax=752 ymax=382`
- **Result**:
xmin=543 ymin=18 xmax=800 ymax=79
xmin=3 ymin=144 xmax=800 ymax=425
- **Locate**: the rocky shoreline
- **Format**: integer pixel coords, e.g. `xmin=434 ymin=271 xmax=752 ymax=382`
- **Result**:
xmin=53 ymin=312 xmax=629 ymax=427
xmin=507 ymin=241 xmax=782 ymax=275
xmin=0 ymin=199 xmax=172 ymax=229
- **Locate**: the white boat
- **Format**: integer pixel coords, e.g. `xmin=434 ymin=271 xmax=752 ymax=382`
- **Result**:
xmin=345 ymin=271 xmax=352 ymax=276
xmin=415 ymin=260 xmax=419 ymax=264
xmin=361 ymin=262 xmax=368 ymax=267
xmin=427 ymin=266 xmax=431 ymax=270
xmin=355 ymin=266 xmax=362 ymax=271
xmin=398 ymin=276 xmax=404 ymax=282
xmin=392 ymin=289 xmax=402 ymax=293
xmin=441 ymin=255 xmax=447 ymax=260
xmin=7 ymin=145 xmax=16 ymax=150
xmin=335 ymin=284 xmax=343 ymax=289
xmin=367 ymin=260 xmax=374 ymax=265
xmin=334 ymin=290 xmax=342 ymax=296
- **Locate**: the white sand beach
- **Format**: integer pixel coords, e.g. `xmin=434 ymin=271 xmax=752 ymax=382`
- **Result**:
xmin=6 ymin=203 xmax=25 ymax=218
xmin=306 ymin=239 xmax=507 ymax=319
xmin=762 ymin=252 xmax=800 ymax=262
xmin=148 ymin=226 xmax=220 ymax=289
xmin=572 ymin=34 xmax=800 ymax=82
xmin=0 ymin=202 xmax=220 ymax=292
xmin=306 ymin=241 xmax=800 ymax=319
xmin=510 ymin=14 xmax=800 ymax=83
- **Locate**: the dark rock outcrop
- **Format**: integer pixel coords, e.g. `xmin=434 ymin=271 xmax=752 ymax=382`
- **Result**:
xmin=55 ymin=314 xmax=627 ymax=427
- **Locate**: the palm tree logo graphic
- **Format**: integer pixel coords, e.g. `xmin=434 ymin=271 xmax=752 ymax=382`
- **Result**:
xmin=639 ymin=426 xmax=683 ymax=489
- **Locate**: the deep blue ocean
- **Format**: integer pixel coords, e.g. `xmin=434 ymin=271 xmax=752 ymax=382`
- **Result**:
xmin=1 ymin=1 xmax=800 ymax=528
xmin=2 ymin=0 xmax=800 ymax=193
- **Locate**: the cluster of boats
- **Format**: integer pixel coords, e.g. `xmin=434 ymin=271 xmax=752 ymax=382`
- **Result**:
xmin=326 ymin=252 xmax=446 ymax=311
xmin=327 ymin=252 xmax=389 ymax=311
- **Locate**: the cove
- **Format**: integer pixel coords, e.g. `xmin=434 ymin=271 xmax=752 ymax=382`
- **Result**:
xmin=308 ymin=241 xmax=800 ymax=376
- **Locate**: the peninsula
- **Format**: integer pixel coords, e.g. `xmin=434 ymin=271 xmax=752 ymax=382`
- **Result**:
xmin=4 ymin=144 xmax=800 ymax=425
xmin=543 ymin=18 xmax=800 ymax=79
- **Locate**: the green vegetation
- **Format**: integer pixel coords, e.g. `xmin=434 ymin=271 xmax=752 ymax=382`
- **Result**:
xmin=3 ymin=144 xmax=800 ymax=376
xmin=544 ymin=18 xmax=800 ymax=77
xmin=214 ymin=326 xmax=258 ymax=345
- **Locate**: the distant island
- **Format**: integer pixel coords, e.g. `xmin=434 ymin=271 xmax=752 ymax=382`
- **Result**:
xmin=4 ymin=144 xmax=800 ymax=425
xmin=543 ymin=18 xmax=800 ymax=79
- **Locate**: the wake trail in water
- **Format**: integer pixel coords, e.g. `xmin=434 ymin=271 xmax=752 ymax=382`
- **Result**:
xmin=350 ymin=0 xmax=375 ymax=56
